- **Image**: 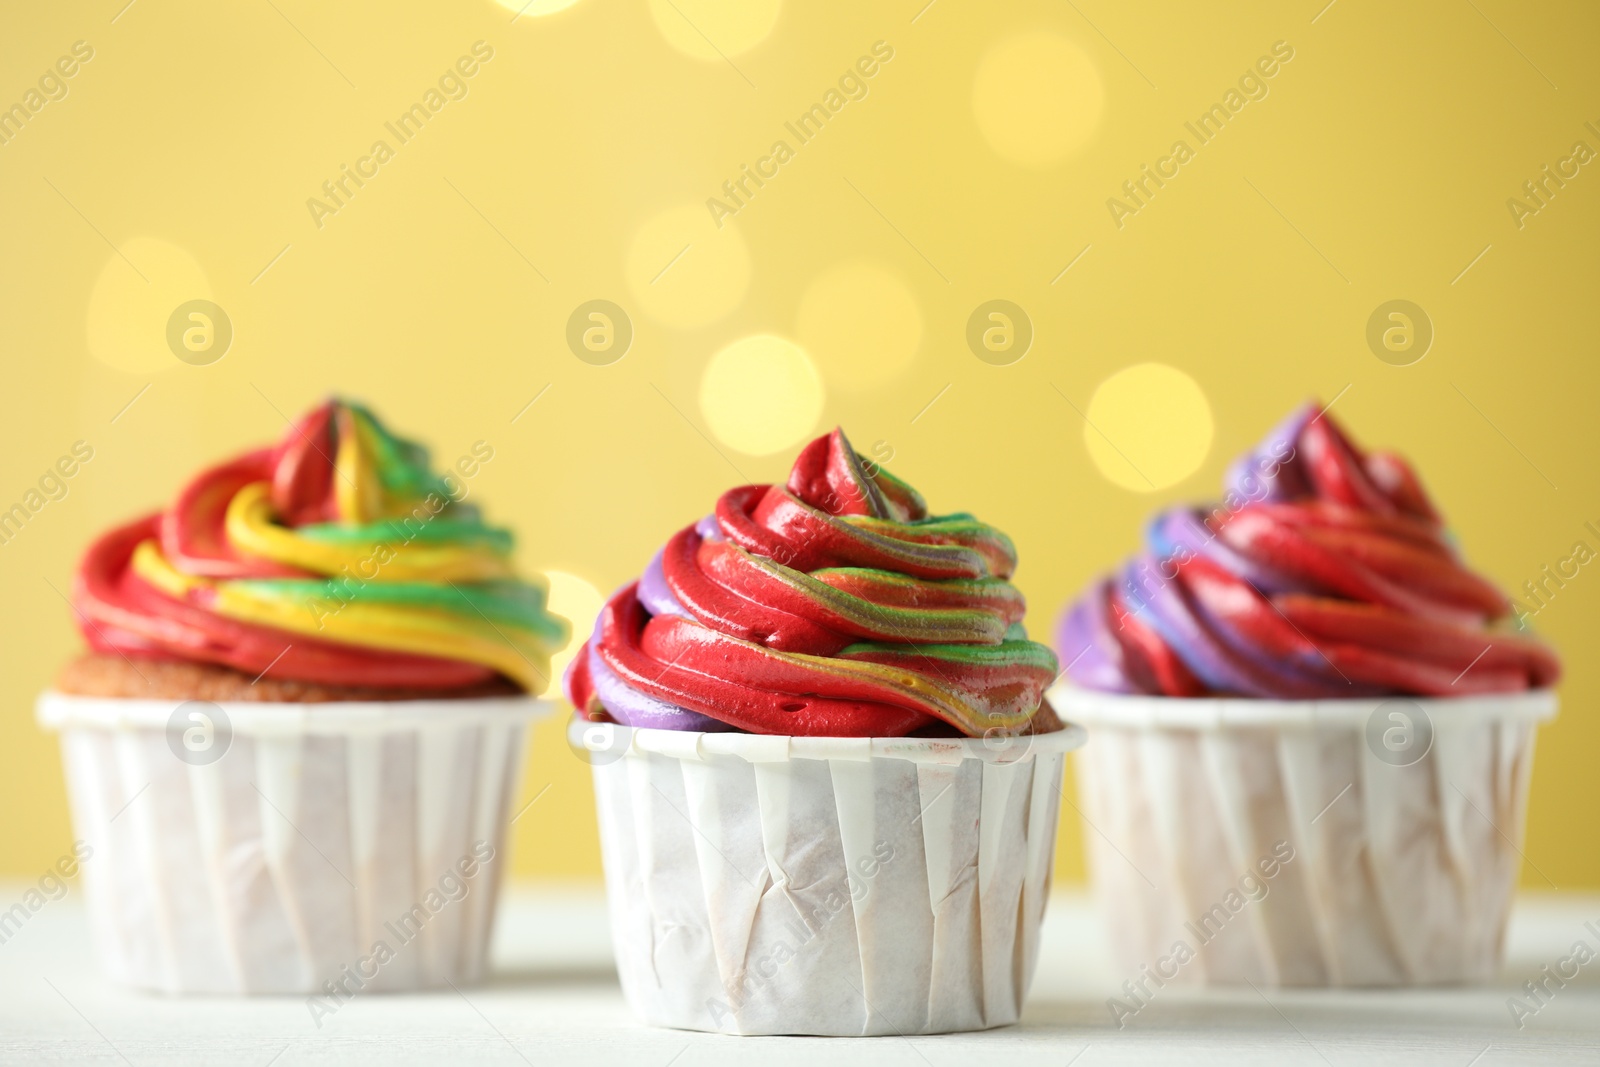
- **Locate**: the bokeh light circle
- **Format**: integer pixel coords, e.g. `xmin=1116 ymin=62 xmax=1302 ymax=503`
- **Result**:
xmin=699 ymin=335 xmax=824 ymax=456
xmin=649 ymin=0 xmax=781 ymax=62
xmin=794 ymin=261 xmax=922 ymax=392
xmin=494 ymin=0 xmax=585 ymax=17
xmin=87 ymin=238 xmax=211 ymax=374
xmin=971 ymin=32 xmax=1105 ymax=168
xmin=625 ymin=203 xmax=750 ymax=329
xmin=540 ymin=569 xmax=605 ymax=692
xmin=1083 ymin=363 xmax=1213 ymax=492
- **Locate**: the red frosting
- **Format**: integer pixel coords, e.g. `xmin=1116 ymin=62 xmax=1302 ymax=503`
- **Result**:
xmin=567 ymin=429 xmax=1059 ymax=736
xmin=1061 ymin=404 xmax=1561 ymax=698
xmin=71 ymin=401 xmax=505 ymax=689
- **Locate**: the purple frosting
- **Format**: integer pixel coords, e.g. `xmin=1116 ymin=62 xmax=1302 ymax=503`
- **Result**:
xmin=584 ymin=643 xmax=728 ymax=732
xmin=1223 ymin=402 xmax=1312 ymax=504
xmin=578 ymin=513 xmax=730 ymax=731
xmin=637 ymin=548 xmax=688 ymax=619
xmin=1056 ymin=401 xmax=1388 ymax=699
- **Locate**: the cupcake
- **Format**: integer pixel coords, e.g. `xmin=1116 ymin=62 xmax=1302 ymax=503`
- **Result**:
xmin=566 ymin=428 xmax=1081 ymax=1036
xmin=1054 ymin=402 xmax=1559 ymax=991
xmin=37 ymin=399 xmax=569 ymax=996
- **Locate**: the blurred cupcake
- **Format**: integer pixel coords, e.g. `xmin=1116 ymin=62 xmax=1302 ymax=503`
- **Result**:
xmin=37 ymin=399 xmax=568 ymax=995
xmin=1054 ymin=402 xmax=1559 ymax=989
xmin=566 ymin=428 xmax=1080 ymax=1036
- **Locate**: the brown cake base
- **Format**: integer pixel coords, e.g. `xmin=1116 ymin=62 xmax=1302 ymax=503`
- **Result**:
xmin=54 ymin=653 xmax=523 ymax=703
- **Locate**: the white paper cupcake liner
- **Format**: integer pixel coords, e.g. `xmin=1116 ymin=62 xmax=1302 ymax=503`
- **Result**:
xmin=1049 ymin=685 xmax=1556 ymax=987
xmin=575 ymin=718 xmax=1086 ymax=1036
xmin=37 ymin=692 xmax=548 ymax=995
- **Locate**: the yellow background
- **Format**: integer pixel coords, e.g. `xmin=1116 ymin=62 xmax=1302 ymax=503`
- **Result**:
xmin=1 ymin=0 xmax=1596 ymax=890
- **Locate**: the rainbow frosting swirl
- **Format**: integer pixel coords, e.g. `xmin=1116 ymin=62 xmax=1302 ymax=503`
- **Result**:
xmin=565 ymin=428 xmax=1059 ymax=736
xmin=74 ymin=399 xmax=568 ymax=692
xmin=1058 ymin=402 xmax=1560 ymax=698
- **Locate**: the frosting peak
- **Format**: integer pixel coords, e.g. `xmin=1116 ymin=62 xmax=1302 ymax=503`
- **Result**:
xmin=784 ymin=428 xmax=925 ymax=521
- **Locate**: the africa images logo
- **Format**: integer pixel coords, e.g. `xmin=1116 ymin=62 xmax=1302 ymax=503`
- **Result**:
xmin=705 ymin=40 xmax=895 ymax=228
xmin=1104 ymin=40 xmax=1295 ymax=229
xmin=305 ymin=42 xmax=495 ymax=230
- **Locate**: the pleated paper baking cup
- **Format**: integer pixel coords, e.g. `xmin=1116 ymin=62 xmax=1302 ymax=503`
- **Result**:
xmin=1050 ymin=685 xmax=1557 ymax=988
xmin=37 ymin=692 xmax=547 ymax=995
xmin=574 ymin=718 xmax=1086 ymax=1036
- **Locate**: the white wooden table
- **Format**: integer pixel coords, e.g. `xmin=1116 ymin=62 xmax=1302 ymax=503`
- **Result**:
xmin=2 ymin=884 xmax=1597 ymax=1064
